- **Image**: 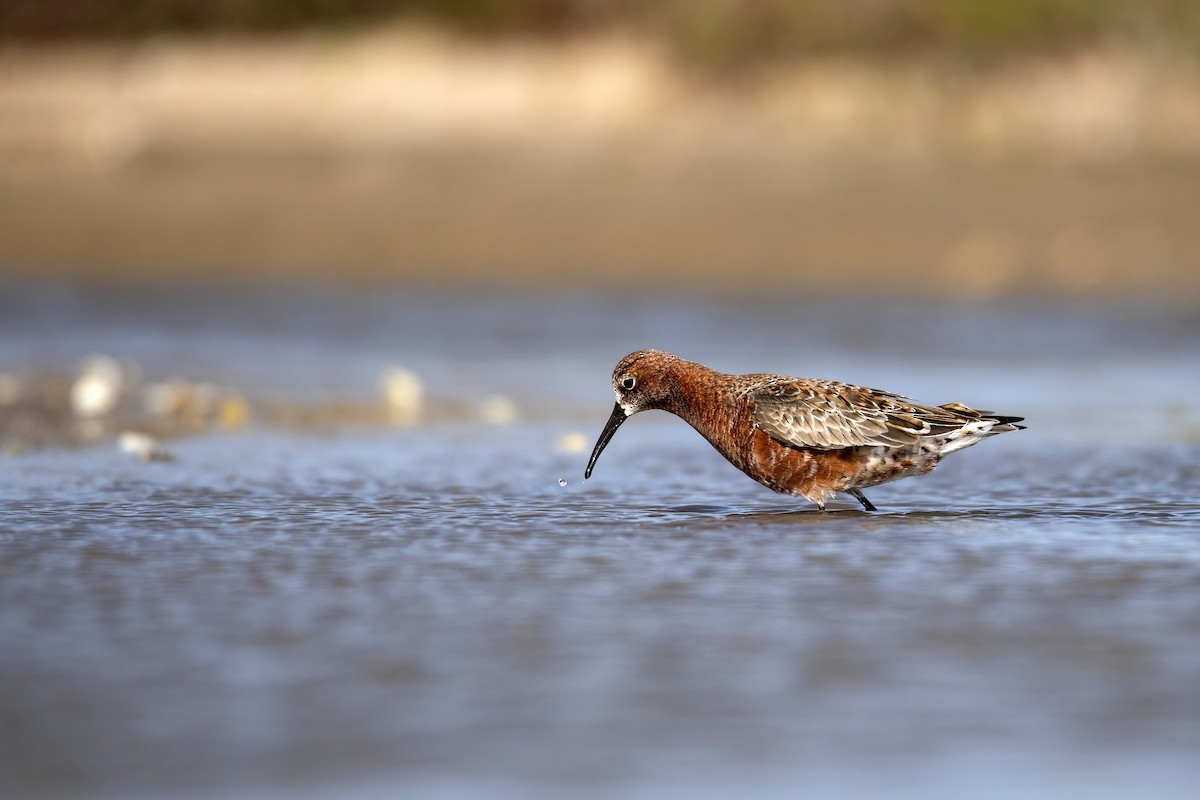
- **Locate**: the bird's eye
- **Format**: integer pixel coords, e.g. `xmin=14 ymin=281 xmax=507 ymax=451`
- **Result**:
xmin=620 ymin=376 xmax=636 ymax=391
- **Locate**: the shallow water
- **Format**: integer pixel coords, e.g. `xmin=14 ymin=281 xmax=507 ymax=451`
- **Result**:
xmin=2 ymin=286 xmax=1199 ymax=799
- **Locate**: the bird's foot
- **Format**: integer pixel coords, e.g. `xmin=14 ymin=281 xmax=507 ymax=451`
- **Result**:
xmin=848 ymin=489 xmax=878 ymax=512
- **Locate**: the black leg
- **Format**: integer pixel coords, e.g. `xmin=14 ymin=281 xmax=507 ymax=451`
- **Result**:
xmin=848 ymin=489 xmax=877 ymax=512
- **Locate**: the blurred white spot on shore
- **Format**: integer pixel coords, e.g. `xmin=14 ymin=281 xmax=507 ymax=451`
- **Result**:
xmin=143 ymin=380 xmax=190 ymax=417
xmin=72 ymin=355 xmax=125 ymax=418
xmin=556 ymin=432 xmax=587 ymax=453
xmin=118 ymin=431 xmax=173 ymax=462
xmin=480 ymin=395 xmax=517 ymax=425
xmin=558 ymin=478 xmax=567 ymax=487
xmin=380 ymin=366 xmax=423 ymax=425
xmin=218 ymin=395 xmax=250 ymax=429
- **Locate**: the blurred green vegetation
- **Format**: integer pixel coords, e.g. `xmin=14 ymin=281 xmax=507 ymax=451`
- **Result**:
xmin=3 ymin=0 xmax=1199 ymax=66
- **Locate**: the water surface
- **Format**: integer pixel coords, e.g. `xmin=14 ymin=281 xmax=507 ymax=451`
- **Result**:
xmin=2 ymin=287 xmax=1199 ymax=799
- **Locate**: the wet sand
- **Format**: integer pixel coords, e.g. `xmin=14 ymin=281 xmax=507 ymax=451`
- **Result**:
xmin=4 ymin=154 xmax=1200 ymax=299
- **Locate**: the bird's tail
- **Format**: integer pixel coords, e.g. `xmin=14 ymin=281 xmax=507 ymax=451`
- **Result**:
xmin=936 ymin=403 xmax=1025 ymax=455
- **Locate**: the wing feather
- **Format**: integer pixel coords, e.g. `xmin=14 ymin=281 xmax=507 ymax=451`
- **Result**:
xmin=748 ymin=377 xmax=978 ymax=450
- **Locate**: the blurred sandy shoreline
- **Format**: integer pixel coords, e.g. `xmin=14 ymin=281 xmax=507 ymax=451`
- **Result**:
xmin=2 ymin=27 xmax=1200 ymax=300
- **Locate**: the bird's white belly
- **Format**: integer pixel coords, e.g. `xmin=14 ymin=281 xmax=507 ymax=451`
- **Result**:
xmin=851 ymin=444 xmax=942 ymax=489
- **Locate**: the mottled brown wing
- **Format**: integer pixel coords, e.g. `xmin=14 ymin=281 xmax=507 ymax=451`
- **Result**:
xmin=748 ymin=378 xmax=969 ymax=450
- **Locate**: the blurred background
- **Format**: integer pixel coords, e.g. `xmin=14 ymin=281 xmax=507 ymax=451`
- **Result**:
xmin=2 ymin=0 xmax=1200 ymax=296
xmin=3 ymin=4 xmax=1200 ymax=800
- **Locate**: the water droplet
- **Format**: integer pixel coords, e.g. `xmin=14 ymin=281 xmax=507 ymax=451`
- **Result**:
xmin=558 ymin=478 xmax=567 ymax=487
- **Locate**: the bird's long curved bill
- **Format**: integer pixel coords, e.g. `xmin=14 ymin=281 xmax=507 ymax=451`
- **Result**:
xmin=584 ymin=403 xmax=627 ymax=479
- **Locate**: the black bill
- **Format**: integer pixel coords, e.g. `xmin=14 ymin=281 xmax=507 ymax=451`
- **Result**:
xmin=584 ymin=402 xmax=627 ymax=479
